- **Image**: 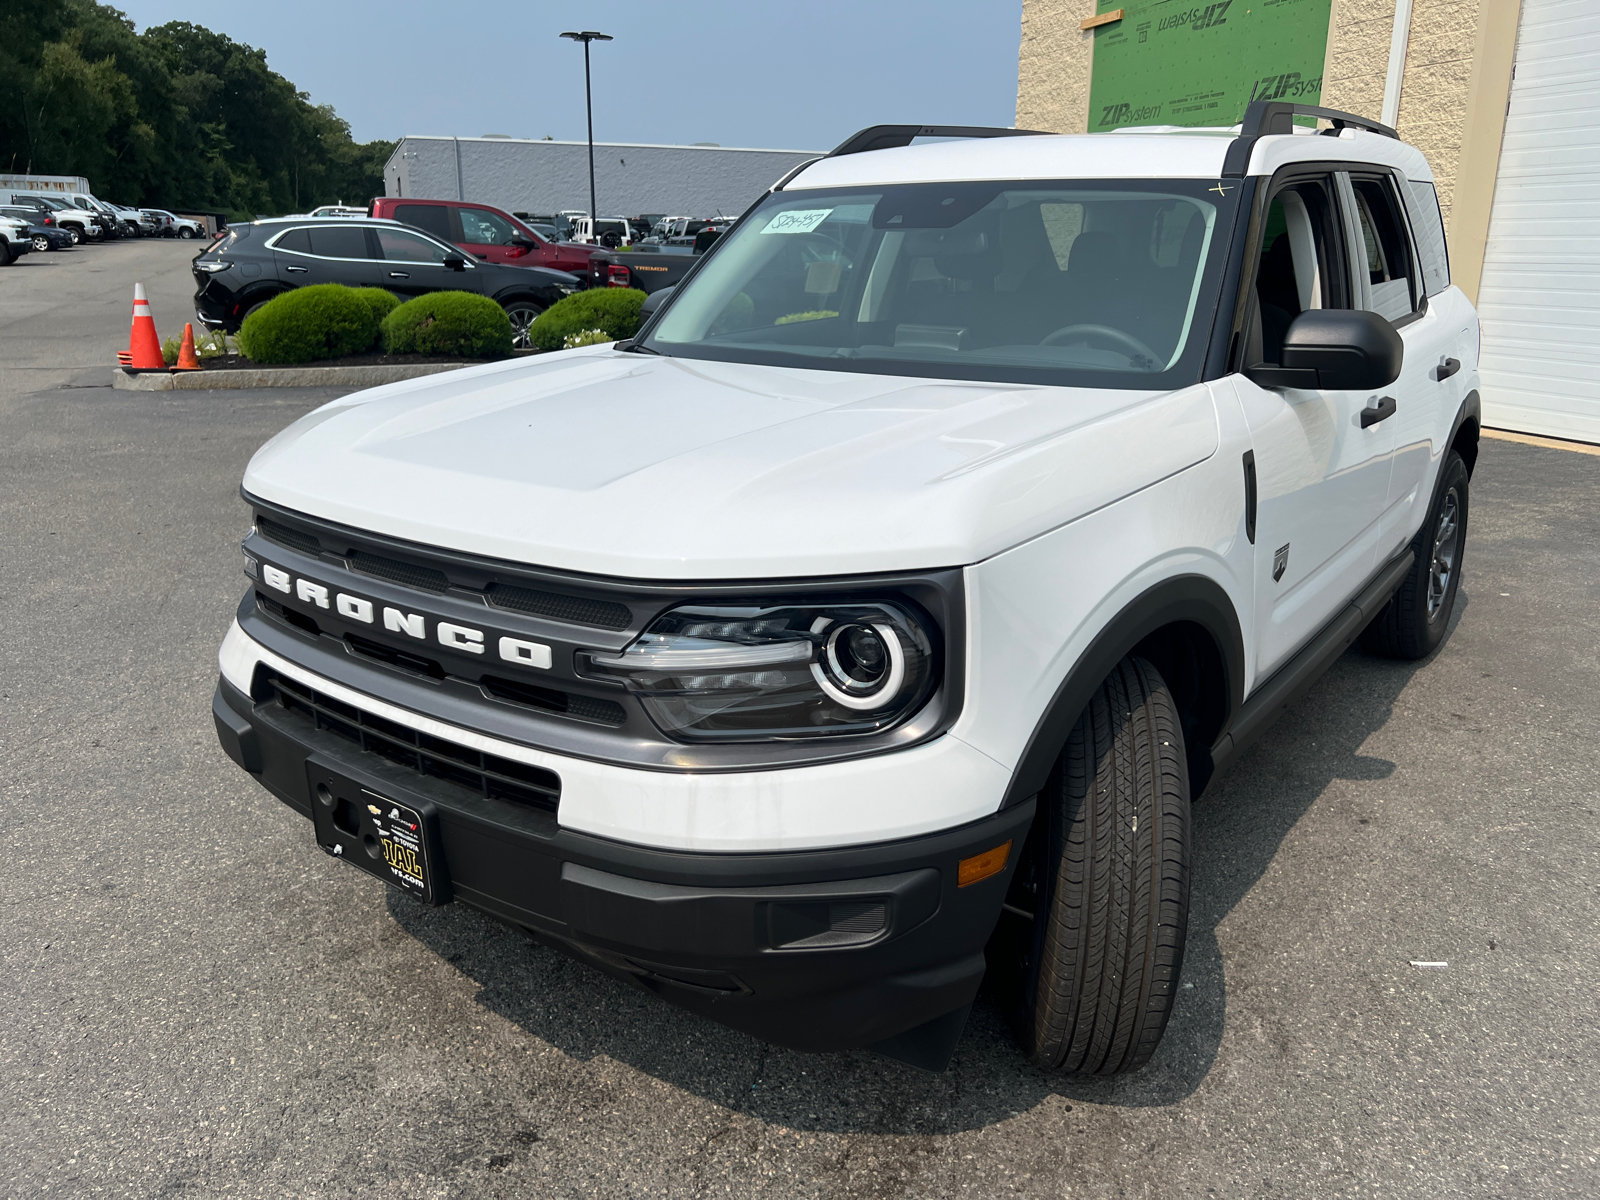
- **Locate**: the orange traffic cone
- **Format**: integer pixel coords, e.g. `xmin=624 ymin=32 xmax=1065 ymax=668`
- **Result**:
xmin=118 ymin=282 xmax=164 ymax=372
xmin=174 ymin=322 xmax=201 ymax=371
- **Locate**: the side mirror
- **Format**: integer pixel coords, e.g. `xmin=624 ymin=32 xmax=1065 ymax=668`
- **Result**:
xmin=443 ymin=254 xmax=466 ymax=271
xmin=1246 ymin=309 xmax=1403 ymax=391
xmin=639 ymin=285 xmax=675 ymax=321
xmin=509 ymin=236 xmax=535 ymax=249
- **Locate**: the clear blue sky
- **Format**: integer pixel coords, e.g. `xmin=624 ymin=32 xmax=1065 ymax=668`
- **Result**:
xmin=113 ymin=1 xmax=1025 ymax=150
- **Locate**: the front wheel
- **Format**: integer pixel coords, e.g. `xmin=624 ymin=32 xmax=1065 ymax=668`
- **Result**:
xmin=33 ymin=235 xmax=50 ymax=252
xmin=502 ymin=301 xmax=543 ymax=350
xmin=1360 ymin=449 xmax=1469 ymax=659
xmin=179 ymin=227 xmax=195 ymax=240
xmin=1011 ymin=656 xmax=1191 ymax=1075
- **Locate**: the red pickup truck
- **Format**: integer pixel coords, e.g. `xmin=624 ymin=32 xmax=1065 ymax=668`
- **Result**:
xmin=369 ymin=198 xmax=596 ymax=275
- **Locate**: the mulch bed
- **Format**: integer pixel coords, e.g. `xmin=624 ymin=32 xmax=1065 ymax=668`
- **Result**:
xmin=195 ymin=350 xmax=540 ymax=371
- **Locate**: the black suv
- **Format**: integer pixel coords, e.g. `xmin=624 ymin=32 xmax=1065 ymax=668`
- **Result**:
xmin=193 ymin=217 xmax=583 ymax=348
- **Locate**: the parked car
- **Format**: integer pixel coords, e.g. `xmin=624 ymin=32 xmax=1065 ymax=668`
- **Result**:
xmin=0 ymin=215 xmax=36 ymax=264
xmin=369 ymin=197 xmax=598 ymax=276
xmin=192 ymin=216 xmax=583 ymax=348
xmin=110 ymin=203 xmax=155 ymax=236
xmin=6 ymin=194 xmax=96 ymax=241
xmin=143 ymin=208 xmax=205 ymax=239
xmin=566 ymin=215 xmax=633 ymax=247
xmin=586 ymin=219 xmax=735 ymax=294
xmin=0 ymin=204 xmax=74 ymax=250
xmin=212 ymin=105 xmax=1480 ymax=1076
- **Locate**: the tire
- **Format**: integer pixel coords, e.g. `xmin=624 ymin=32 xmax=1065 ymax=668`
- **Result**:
xmin=502 ymin=300 xmax=543 ymax=350
xmin=1013 ymin=656 xmax=1191 ymax=1075
xmin=179 ymin=227 xmax=195 ymax=239
xmin=33 ymin=235 xmax=50 ymax=252
xmin=0 ymin=241 xmax=12 ymax=266
xmin=1360 ymin=449 xmax=1469 ymax=659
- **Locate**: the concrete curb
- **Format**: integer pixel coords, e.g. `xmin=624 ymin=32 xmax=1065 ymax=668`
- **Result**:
xmin=111 ymin=362 xmax=475 ymax=390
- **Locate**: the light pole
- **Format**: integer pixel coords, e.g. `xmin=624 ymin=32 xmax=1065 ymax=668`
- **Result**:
xmin=560 ymin=30 xmax=612 ymax=233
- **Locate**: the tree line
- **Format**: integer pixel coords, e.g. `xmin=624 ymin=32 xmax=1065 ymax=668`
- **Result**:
xmin=0 ymin=0 xmax=393 ymax=217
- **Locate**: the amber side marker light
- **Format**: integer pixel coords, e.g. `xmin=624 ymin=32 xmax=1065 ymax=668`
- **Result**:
xmin=957 ymin=840 xmax=1012 ymax=888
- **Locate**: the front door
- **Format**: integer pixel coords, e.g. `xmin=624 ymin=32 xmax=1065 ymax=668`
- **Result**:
xmin=453 ymin=205 xmax=524 ymax=266
xmin=370 ymin=226 xmax=485 ymax=299
xmin=1229 ymin=172 xmax=1397 ymax=680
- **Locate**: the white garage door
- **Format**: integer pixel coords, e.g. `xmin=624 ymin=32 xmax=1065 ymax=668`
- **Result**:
xmin=1475 ymin=0 xmax=1600 ymax=444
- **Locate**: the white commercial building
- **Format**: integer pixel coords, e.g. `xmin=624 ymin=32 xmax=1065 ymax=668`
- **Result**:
xmin=383 ymin=136 xmax=821 ymax=220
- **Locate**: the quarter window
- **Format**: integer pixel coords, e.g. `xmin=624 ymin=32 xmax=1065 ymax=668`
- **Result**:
xmin=374 ymin=228 xmax=451 ymax=264
xmin=1403 ymin=179 xmax=1451 ymax=296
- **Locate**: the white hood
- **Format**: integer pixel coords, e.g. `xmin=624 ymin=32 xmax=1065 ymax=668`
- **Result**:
xmin=243 ymin=349 xmax=1219 ymax=579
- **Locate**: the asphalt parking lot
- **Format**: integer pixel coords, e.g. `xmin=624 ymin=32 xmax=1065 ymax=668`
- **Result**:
xmin=2 ymin=239 xmax=1597 ymax=1198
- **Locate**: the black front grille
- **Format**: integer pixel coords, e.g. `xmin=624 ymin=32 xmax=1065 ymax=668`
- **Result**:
xmin=487 ymin=584 xmax=632 ymax=630
xmin=350 ymin=550 xmax=449 ymax=593
xmin=480 ymin=674 xmax=626 ymax=725
xmin=259 ymin=669 xmax=560 ymax=813
xmin=258 ymin=517 xmax=322 ymax=557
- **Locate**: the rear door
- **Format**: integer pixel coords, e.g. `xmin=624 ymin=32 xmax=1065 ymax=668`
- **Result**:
xmin=1227 ymin=170 xmax=1397 ymax=678
xmin=371 ymin=226 xmax=485 ymax=299
xmin=270 ymin=224 xmax=382 ymax=287
xmin=1342 ymin=170 xmax=1465 ymax=558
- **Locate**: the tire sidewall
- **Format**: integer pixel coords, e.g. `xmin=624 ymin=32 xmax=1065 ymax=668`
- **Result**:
xmin=1420 ymin=452 xmax=1470 ymax=646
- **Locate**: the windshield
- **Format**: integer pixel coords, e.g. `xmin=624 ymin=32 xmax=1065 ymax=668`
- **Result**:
xmin=643 ymin=179 xmax=1236 ymax=388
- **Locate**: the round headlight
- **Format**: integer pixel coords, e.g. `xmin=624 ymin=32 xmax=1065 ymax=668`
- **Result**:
xmin=811 ymin=619 xmax=905 ymax=709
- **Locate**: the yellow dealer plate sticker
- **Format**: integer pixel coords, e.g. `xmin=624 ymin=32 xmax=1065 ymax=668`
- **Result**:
xmin=362 ymin=789 xmax=430 ymax=898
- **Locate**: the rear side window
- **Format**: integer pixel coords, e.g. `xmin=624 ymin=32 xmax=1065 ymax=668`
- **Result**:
xmin=373 ymin=227 xmax=451 ymax=263
xmin=1350 ymin=177 xmax=1417 ymax=322
xmin=394 ymin=204 xmax=454 ymax=241
xmin=1403 ymin=179 xmax=1450 ymax=296
xmin=307 ymin=225 xmax=369 ymax=259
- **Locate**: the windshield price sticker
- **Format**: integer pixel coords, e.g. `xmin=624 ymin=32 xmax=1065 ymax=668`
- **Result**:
xmin=761 ymin=209 xmax=834 ymax=235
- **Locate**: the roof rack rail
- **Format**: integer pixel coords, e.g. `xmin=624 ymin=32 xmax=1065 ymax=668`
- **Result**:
xmin=826 ymin=124 xmax=1051 ymax=158
xmin=1221 ymin=100 xmax=1398 ymax=177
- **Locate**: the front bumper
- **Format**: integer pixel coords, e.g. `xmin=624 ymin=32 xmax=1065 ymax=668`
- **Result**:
xmin=213 ymin=669 xmax=1032 ymax=1061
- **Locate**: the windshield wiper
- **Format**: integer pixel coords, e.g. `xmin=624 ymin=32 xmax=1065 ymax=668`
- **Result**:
xmin=616 ymin=340 xmax=660 ymax=354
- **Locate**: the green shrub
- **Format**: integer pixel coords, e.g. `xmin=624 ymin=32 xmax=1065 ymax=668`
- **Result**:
xmin=562 ymin=328 xmax=614 ymax=349
xmin=160 ymin=336 xmax=180 ymax=366
xmin=380 ymin=291 xmax=513 ymax=358
xmin=237 ymin=284 xmax=385 ymax=364
xmin=354 ymin=287 xmax=401 ymax=327
xmin=528 ymin=287 xmax=644 ymax=352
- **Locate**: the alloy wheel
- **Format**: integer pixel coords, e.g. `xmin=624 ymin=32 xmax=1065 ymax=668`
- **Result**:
xmin=33 ymin=235 xmax=49 ymax=252
xmin=505 ymin=305 xmax=540 ymax=350
xmin=1426 ymin=488 xmax=1460 ymax=620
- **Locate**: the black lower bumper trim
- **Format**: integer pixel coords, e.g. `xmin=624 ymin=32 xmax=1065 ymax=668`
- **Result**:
xmin=216 ymin=674 xmax=1033 ymax=1062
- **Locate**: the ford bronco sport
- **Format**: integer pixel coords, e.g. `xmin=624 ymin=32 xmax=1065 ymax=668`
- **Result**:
xmin=214 ymin=102 xmax=1480 ymax=1074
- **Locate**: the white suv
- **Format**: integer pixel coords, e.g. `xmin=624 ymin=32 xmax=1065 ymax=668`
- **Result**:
xmin=214 ymin=102 xmax=1479 ymax=1074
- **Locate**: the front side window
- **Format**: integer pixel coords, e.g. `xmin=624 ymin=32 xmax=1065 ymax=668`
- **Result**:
xmin=456 ymin=208 xmax=516 ymax=244
xmin=643 ymin=180 xmax=1234 ymax=389
xmin=1248 ymin=177 xmax=1349 ymax=367
xmin=374 ymin=227 xmax=452 ymax=264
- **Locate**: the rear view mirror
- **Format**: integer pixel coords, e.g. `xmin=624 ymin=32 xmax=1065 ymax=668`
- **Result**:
xmin=1245 ymin=309 xmax=1403 ymax=391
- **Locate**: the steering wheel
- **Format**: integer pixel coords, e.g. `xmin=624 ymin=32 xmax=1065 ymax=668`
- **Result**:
xmin=1040 ymin=323 xmax=1161 ymax=367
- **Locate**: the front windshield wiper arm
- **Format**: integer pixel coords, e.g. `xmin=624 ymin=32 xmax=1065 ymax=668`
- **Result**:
xmin=616 ymin=339 xmax=660 ymax=354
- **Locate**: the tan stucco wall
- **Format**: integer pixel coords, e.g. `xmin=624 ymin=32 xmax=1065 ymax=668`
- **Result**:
xmin=1322 ymin=0 xmax=1486 ymax=228
xmin=1016 ymin=0 xmax=1100 ymax=134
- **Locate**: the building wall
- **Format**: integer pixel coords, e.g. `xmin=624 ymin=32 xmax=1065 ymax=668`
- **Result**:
xmin=1016 ymin=0 xmax=1099 ymax=134
xmin=383 ymin=138 xmax=821 ymax=218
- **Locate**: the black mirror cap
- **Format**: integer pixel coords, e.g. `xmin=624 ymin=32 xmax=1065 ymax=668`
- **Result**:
xmin=639 ymin=285 xmax=675 ymax=319
xmin=1256 ymin=309 xmax=1403 ymax=391
xmin=443 ymin=254 xmax=466 ymax=271
xmin=509 ymin=235 xmax=535 ymax=249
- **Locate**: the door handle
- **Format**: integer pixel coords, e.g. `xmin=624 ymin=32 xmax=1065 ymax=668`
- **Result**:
xmin=1431 ymin=357 xmax=1461 ymax=381
xmin=284 ymin=264 xmax=308 ymax=273
xmin=388 ymin=271 xmax=409 ymax=279
xmin=1360 ymin=396 xmax=1398 ymax=428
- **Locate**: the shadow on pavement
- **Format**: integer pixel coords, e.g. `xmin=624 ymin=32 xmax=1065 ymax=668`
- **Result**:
xmin=387 ymin=597 xmax=1464 ymax=1132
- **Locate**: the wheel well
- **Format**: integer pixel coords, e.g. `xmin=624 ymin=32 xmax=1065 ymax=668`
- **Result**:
xmin=1452 ymin=415 xmax=1480 ymax=477
xmin=1130 ymin=621 xmax=1232 ymax=797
